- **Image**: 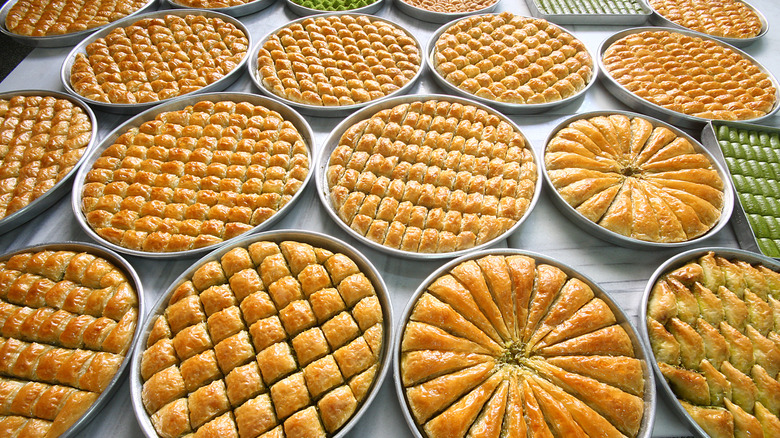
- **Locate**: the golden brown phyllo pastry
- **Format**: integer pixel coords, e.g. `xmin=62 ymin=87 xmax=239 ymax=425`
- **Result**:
xmin=649 ymin=0 xmax=763 ymax=39
xmin=5 ymin=0 xmax=149 ymax=37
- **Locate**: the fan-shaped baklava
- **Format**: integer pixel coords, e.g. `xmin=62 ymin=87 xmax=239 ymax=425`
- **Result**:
xmin=0 ymin=248 xmax=138 ymax=437
xmin=432 ymin=12 xmax=594 ymax=105
xmin=399 ymin=0 xmax=497 ymax=13
xmin=4 ymin=0 xmax=149 ymax=37
xmin=649 ymin=0 xmax=763 ymax=39
xmin=647 ymin=251 xmax=780 ymax=437
xmin=69 ymin=14 xmax=249 ymax=104
xmin=80 ymin=100 xmax=309 ymax=253
xmin=325 ymin=99 xmax=537 ymax=254
xmin=139 ymin=240 xmax=386 ymax=438
xmin=602 ymin=29 xmax=777 ymax=121
xmin=255 ymin=15 xmax=421 ymax=107
xmin=0 ymin=94 xmax=92 ymax=221
xmin=545 ymin=113 xmax=725 ymax=243
xmin=400 ymin=253 xmax=649 ymax=438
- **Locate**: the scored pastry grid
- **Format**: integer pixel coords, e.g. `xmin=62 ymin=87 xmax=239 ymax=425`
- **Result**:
xmin=0 ymin=95 xmax=92 ymax=221
xmin=0 ymin=249 xmax=139 ymax=437
xmin=140 ymin=240 xmax=385 ymax=438
xmin=399 ymin=0 xmax=498 ymax=14
xmin=646 ymin=252 xmax=780 ymax=438
xmin=545 ymin=113 xmax=725 ymax=243
xmin=80 ymin=100 xmax=309 ymax=254
xmin=648 ymin=0 xmax=763 ymax=39
xmin=69 ymin=14 xmax=249 ymax=104
xmin=534 ymin=0 xmax=648 ymax=15
xmin=4 ymin=0 xmax=149 ymax=37
xmin=602 ymin=30 xmax=777 ymax=121
xmin=432 ymin=12 xmax=594 ymax=105
xmin=325 ymin=100 xmax=537 ymax=254
xmin=256 ymin=15 xmax=421 ymax=107
xmin=400 ymin=254 xmax=647 ymax=438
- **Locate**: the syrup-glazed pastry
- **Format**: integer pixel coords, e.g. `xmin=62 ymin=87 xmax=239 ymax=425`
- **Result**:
xmin=649 ymin=0 xmax=763 ymax=39
xmin=5 ymin=0 xmax=149 ymax=37
xmin=171 ymin=0 xmax=256 ymax=7
xmin=399 ymin=0 xmax=497 ymax=13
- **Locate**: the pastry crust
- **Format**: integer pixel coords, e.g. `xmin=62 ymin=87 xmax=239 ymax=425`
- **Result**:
xmin=400 ymin=0 xmax=497 ymax=13
xmin=5 ymin=0 xmax=149 ymax=37
xmin=649 ymin=0 xmax=763 ymax=39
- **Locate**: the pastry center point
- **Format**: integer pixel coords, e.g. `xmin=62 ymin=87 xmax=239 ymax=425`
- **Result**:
xmin=498 ymin=341 xmax=527 ymax=366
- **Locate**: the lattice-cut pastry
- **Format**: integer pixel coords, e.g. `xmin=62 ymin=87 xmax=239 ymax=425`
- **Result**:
xmin=400 ymin=253 xmax=649 ymax=438
xmin=79 ymin=99 xmax=310 ymax=253
xmin=0 ymin=94 xmax=92 ymax=221
xmin=325 ymin=99 xmax=538 ymax=254
xmin=139 ymin=240 xmax=387 ymax=437
xmin=649 ymin=0 xmax=763 ymax=39
xmin=4 ymin=0 xmax=149 ymax=37
xmin=646 ymin=251 xmax=780 ymax=437
xmin=255 ymin=15 xmax=421 ymax=107
xmin=545 ymin=113 xmax=726 ymax=243
xmin=399 ymin=0 xmax=497 ymax=13
xmin=602 ymin=29 xmax=777 ymax=121
xmin=69 ymin=14 xmax=249 ymax=104
xmin=431 ymin=12 xmax=594 ymax=104
xmin=0 ymin=247 xmax=138 ymax=438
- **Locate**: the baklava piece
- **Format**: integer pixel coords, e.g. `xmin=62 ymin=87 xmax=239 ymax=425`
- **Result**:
xmin=399 ymin=0 xmax=497 ymax=13
xmin=5 ymin=0 xmax=148 ymax=37
xmin=649 ymin=0 xmax=763 ymax=39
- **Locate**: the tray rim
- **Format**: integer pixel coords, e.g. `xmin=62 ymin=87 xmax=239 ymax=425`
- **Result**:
xmin=163 ymin=0 xmax=277 ymax=17
xmin=394 ymin=0 xmax=501 ymax=24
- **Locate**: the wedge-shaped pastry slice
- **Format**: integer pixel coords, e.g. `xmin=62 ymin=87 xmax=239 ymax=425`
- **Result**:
xmin=668 ymin=318 xmax=705 ymax=371
xmin=718 ymin=257 xmax=747 ymax=299
xmin=755 ymin=402 xmax=780 ymax=437
xmin=657 ymin=188 xmax=721 ymax=231
xmin=694 ymin=283 xmax=724 ymax=326
xmin=538 ymin=298 xmax=617 ymax=350
xmin=720 ymin=287 xmax=749 ymax=331
xmin=746 ymin=326 xmax=780 ymax=378
xmin=757 ymin=267 xmax=780 ymax=301
xmin=647 ymin=280 xmax=678 ymax=323
xmin=647 ymin=318 xmax=681 ymax=366
xmin=644 ymin=182 xmax=709 ymax=239
xmin=597 ymin=180 xmax=633 ymax=238
xmin=637 ymin=181 xmax=687 ymax=242
xmin=466 ymin=378 xmax=509 ymax=438
xmin=553 ymin=128 xmax=605 ymax=157
xmin=523 ymin=264 xmax=567 ymax=343
xmin=520 ymin=379 xmax=555 ymax=438
xmin=641 ymin=154 xmax=716 ymax=175
xmin=745 ymin=291 xmax=773 ymax=336
xmin=681 ymin=401 xmax=735 ymax=438
xmin=475 ymin=256 xmax=516 ymax=341
xmin=545 ymin=152 xmax=621 ymax=173
xmin=721 ymin=361 xmax=757 ymax=412
xmin=528 ymin=379 xmax=589 ymax=438
xmin=721 ymin=322 xmax=755 ymax=374
xmin=700 ymin=252 xmax=725 ymax=292
xmin=545 ymin=355 xmax=644 ymax=396
xmin=401 ymin=322 xmax=492 ymax=355
xmin=752 ymin=365 xmax=780 ymax=417
xmin=633 ymin=126 xmax=678 ymax=166
xmin=405 ymin=361 xmax=495 ymax=423
xmin=664 ymin=278 xmax=698 ymax=325
xmin=629 ymin=180 xmax=662 ymax=242
xmin=546 ymin=168 xmax=618 ymax=189
xmin=701 ymin=359 xmax=732 ymax=406
xmin=570 ymin=119 xmax=620 ymax=158
xmin=505 ymin=256 xmax=534 ymax=338
xmin=575 ymin=184 xmax=622 ymax=223
xmin=502 ymin=377 xmax=528 ymax=438
xmin=606 ymin=115 xmax=633 ymax=161
xmin=641 ymin=136 xmax=695 ymax=165
xmin=526 ymin=278 xmax=594 ymax=351
xmin=737 ymin=261 xmax=770 ymax=301
xmin=724 ymin=398 xmax=764 ymax=438
xmin=696 ymin=318 xmax=730 ymax=368
xmin=401 ymin=350 xmax=493 ymax=387
xmin=537 ymin=325 xmax=634 ymax=357
xmin=557 ymin=176 xmax=623 ymax=208
xmin=658 ymin=362 xmax=710 ymax=406
xmin=546 ymin=138 xmax=599 ymax=159
xmin=427 ymin=275 xmax=503 ymax=344
xmin=451 ymin=261 xmax=511 ymax=342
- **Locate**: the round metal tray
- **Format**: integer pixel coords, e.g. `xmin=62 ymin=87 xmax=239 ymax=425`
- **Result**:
xmin=284 ymin=0 xmax=384 ymax=16
xmin=0 ymin=0 xmax=158 ymax=48
xmin=598 ymin=27 xmax=780 ymax=129
xmin=71 ymin=92 xmax=315 ymax=259
xmin=648 ymin=0 xmax=769 ymax=47
xmin=542 ymin=110 xmax=735 ymax=249
xmin=315 ymin=94 xmax=543 ymax=260
xmin=427 ymin=14 xmax=597 ymax=115
xmin=130 ymin=229 xmax=393 ymax=438
xmin=164 ymin=0 xmax=276 ymax=17
xmin=0 ymin=90 xmax=99 ymax=235
xmin=638 ymin=246 xmax=780 ymax=438
xmin=394 ymin=0 xmax=500 ymax=23
xmin=394 ymin=248 xmax=657 ymax=438
xmin=60 ymin=9 xmax=252 ymax=115
xmin=0 ymin=241 xmax=145 ymax=438
xmin=248 ymin=13 xmax=425 ymax=117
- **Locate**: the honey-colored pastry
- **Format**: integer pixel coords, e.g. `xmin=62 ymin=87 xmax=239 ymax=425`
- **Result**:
xmin=140 ymin=241 xmax=386 ymax=437
xmin=432 ymin=12 xmax=593 ymax=104
xmin=399 ymin=0 xmax=497 ymax=13
xmin=326 ymin=99 xmax=537 ymax=254
xmin=602 ymin=30 xmax=777 ymax=121
xmin=546 ymin=113 xmax=725 ymax=243
xmin=80 ymin=100 xmax=309 ymax=253
xmin=172 ymin=0 xmax=256 ymax=7
xmin=401 ymin=254 xmax=648 ymax=437
xmin=5 ymin=0 xmax=148 ymax=37
xmin=69 ymin=14 xmax=248 ymax=104
xmin=649 ymin=0 xmax=763 ymax=39
xmin=0 ymin=249 xmax=138 ymax=438
xmin=256 ymin=15 xmax=421 ymax=107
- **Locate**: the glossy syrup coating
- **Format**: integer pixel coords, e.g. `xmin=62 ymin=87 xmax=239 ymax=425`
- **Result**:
xmin=5 ymin=0 xmax=149 ymax=36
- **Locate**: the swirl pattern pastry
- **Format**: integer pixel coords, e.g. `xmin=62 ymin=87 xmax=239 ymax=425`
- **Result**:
xmin=325 ymin=100 xmax=537 ymax=254
xmin=139 ymin=240 xmax=385 ymax=438
xmin=647 ymin=251 xmax=780 ymax=438
xmin=400 ymin=253 xmax=648 ymax=438
xmin=4 ymin=0 xmax=149 ymax=37
xmin=649 ymin=0 xmax=763 ymax=39
xmin=545 ymin=113 xmax=725 ymax=243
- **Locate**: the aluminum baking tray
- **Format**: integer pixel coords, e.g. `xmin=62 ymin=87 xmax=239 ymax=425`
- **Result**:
xmin=315 ymin=94 xmax=543 ymax=260
xmin=427 ymin=15 xmax=598 ymax=115
xmin=542 ymin=110 xmax=735 ymax=249
xmin=248 ymin=13 xmax=424 ymax=117
xmin=60 ymin=10 xmax=252 ymax=115
xmin=284 ymin=0 xmax=384 ymax=17
xmin=0 ymin=0 xmax=158 ymax=48
xmin=648 ymin=0 xmax=768 ymax=47
xmin=0 ymin=90 xmax=99 ymax=235
xmin=0 ymin=241 xmax=145 ymax=438
xmin=71 ymin=92 xmax=315 ymax=259
xmin=394 ymin=0 xmax=500 ymax=24
xmin=526 ymin=0 xmax=651 ymax=25
xmin=130 ymin=229 xmax=393 ymax=438
xmin=598 ymin=27 xmax=780 ymax=130
xmin=638 ymin=246 xmax=780 ymax=438
xmin=163 ymin=0 xmax=276 ymax=17
xmin=394 ymin=248 xmax=657 ymax=438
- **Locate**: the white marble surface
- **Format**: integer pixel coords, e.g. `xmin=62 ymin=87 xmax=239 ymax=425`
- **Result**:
xmin=1 ymin=0 xmax=780 ymax=436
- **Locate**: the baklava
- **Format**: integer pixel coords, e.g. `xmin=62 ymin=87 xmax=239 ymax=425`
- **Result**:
xmin=5 ymin=0 xmax=149 ymax=37
xmin=399 ymin=0 xmax=497 ymax=13
xmin=649 ymin=0 xmax=763 ymax=39
xmin=169 ymin=0 xmax=256 ymax=7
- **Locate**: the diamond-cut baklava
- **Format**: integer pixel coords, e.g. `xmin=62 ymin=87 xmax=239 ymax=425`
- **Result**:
xmin=139 ymin=240 xmax=385 ymax=437
xmin=80 ymin=100 xmax=309 ymax=253
xmin=545 ymin=113 xmax=725 ymax=243
xmin=646 ymin=251 xmax=780 ymax=437
xmin=325 ymin=99 xmax=537 ymax=254
xmin=649 ymin=0 xmax=763 ymax=39
xmin=400 ymin=253 xmax=648 ymax=438
xmin=4 ymin=0 xmax=149 ymax=37
xmin=399 ymin=0 xmax=497 ymax=13
xmin=602 ymin=29 xmax=777 ymax=121
xmin=0 ymin=94 xmax=92 ymax=221
xmin=69 ymin=14 xmax=249 ymax=104
xmin=0 ymin=248 xmax=138 ymax=437
xmin=255 ymin=15 xmax=421 ymax=107
xmin=432 ymin=12 xmax=594 ymax=104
